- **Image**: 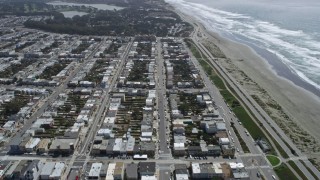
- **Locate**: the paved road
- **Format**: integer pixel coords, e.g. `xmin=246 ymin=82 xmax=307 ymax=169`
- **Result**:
xmin=185 ymin=37 xmax=278 ymax=179
xmin=185 ymin=21 xmax=319 ymax=179
xmin=191 ymin=26 xmax=319 ymax=179
xmin=156 ymin=38 xmax=172 ymax=157
xmin=4 ymin=40 xmax=103 ymax=154
xmin=63 ymin=39 xmax=134 ymax=179
xmin=59 ymin=39 xmax=111 ymax=179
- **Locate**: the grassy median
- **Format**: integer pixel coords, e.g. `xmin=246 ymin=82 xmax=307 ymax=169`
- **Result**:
xmin=288 ymin=160 xmax=309 ymax=180
xmin=299 ymin=160 xmax=319 ymax=180
xmin=184 ymin=38 xmax=292 ymax=159
xmin=274 ymin=163 xmax=299 ymax=180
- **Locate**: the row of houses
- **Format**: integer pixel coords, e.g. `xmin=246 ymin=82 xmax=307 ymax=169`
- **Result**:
xmin=170 ymin=91 xmax=236 ymax=158
xmin=191 ymin=162 xmax=249 ymax=179
xmin=86 ymin=162 xmax=156 ymax=180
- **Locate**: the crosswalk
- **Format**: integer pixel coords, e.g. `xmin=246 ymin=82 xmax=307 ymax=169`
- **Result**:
xmin=158 ymin=153 xmax=173 ymax=160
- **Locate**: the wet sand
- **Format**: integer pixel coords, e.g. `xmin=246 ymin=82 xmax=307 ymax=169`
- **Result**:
xmin=204 ymin=27 xmax=320 ymax=141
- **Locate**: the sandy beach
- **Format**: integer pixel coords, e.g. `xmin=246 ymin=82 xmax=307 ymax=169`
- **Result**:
xmin=172 ymin=7 xmax=320 ymax=164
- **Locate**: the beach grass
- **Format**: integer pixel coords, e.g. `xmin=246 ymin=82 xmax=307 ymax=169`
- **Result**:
xmin=266 ymin=155 xmax=281 ymax=166
xmin=274 ymin=163 xmax=299 ymax=180
xmin=288 ymin=160 xmax=309 ymax=180
xmin=185 ymin=38 xmax=294 ymax=160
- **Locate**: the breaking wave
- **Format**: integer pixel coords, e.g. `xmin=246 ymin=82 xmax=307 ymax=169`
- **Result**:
xmin=166 ymin=0 xmax=320 ymax=90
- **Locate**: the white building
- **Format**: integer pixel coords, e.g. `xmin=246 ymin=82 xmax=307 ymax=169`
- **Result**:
xmin=49 ymin=162 xmax=65 ymax=179
xmin=88 ymin=163 xmax=102 ymax=179
xmin=106 ymin=163 xmax=116 ymax=180
xmin=40 ymin=162 xmax=55 ymax=180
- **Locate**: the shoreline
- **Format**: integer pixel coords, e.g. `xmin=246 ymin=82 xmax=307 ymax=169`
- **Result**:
xmin=170 ymin=5 xmax=320 ymax=160
xmin=221 ymin=32 xmax=320 ymax=98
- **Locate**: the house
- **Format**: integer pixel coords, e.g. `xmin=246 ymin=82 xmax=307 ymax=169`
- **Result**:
xmin=40 ymin=162 xmax=55 ymax=180
xmin=48 ymin=138 xmax=76 ymax=156
xmin=175 ymin=164 xmax=189 ymax=180
xmin=219 ymin=138 xmax=230 ymax=145
xmin=204 ymin=122 xmax=217 ymax=134
xmin=229 ymin=162 xmax=249 ymax=180
xmin=88 ymin=163 xmax=102 ymax=179
xmin=257 ymin=139 xmax=271 ymax=152
xmin=140 ymin=142 xmax=155 ymax=157
xmin=191 ymin=163 xmax=224 ymax=179
xmin=126 ymin=137 xmax=135 ymax=155
xmin=106 ymin=163 xmax=116 ymax=180
xmin=50 ymin=162 xmax=65 ymax=180
xmin=174 ymin=143 xmax=185 ymax=156
xmin=188 ymin=146 xmax=202 ymax=156
xmin=207 ymin=145 xmax=221 ymax=156
xmin=114 ymin=162 xmax=124 ymax=180
xmin=221 ymin=145 xmax=235 ymax=158
xmin=139 ymin=162 xmax=156 ymax=177
xmin=126 ymin=163 xmax=138 ymax=180
xmin=2 ymin=121 xmax=16 ymax=132
xmin=10 ymin=160 xmax=41 ymax=180
xmin=25 ymin=138 xmax=41 ymax=153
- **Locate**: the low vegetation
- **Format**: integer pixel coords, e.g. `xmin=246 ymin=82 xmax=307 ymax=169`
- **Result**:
xmin=288 ymin=160 xmax=309 ymax=180
xmin=185 ymin=38 xmax=292 ymax=159
xmin=299 ymin=160 xmax=319 ymax=180
xmin=266 ymin=155 xmax=280 ymax=166
xmin=274 ymin=163 xmax=299 ymax=180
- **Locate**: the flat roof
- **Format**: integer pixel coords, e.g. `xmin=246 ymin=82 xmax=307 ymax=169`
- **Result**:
xmin=41 ymin=162 xmax=55 ymax=176
xmin=89 ymin=163 xmax=102 ymax=177
xmin=106 ymin=163 xmax=116 ymax=179
xmin=192 ymin=163 xmax=200 ymax=174
xmin=50 ymin=162 xmax=65 ymax=178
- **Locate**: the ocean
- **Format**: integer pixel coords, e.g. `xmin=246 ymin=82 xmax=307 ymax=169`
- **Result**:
xmin=165 ymin=0 xmax=320 ymax=94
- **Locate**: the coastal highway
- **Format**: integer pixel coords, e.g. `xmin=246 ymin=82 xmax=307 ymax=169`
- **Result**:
xmin=186 ymin=39 xmax=276 ymax=180
xmin=189 ymin=22 xmax=320 ymax=179
xmin=156 ymin=37 xmax=172 ymax=158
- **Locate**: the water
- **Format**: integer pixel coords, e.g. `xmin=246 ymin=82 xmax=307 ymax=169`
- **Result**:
xmin=47 ymin=1 xmax=124 ymax=10
xmin=61 ymin=11 xmax=88 ymax=18
xmin=165 ymin=0 xmax=320 ymax=92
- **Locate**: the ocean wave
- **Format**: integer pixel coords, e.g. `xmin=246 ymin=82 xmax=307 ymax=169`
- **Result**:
xmin=166 ymin=0 xmax=320 ymax=89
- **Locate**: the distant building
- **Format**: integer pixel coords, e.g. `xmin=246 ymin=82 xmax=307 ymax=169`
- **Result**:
xmin=48 ymin=138 xmax=76 ymax=156
xmin=191 ymin=163 xmax=224 ymax=179
xmin=175 ymin=164 xmax=189 ymax=180
xmin=88 ymin=163 xmax=102 ymax=179
xmin=257 ymin=139 xmax=271 ymax=152
xmin=229 ymin=162 xmax=249 ymax=180
xmin=139 ymin=162 xmax=156 ymax=177
xmin=9 ymin=160 xmax=41 ymax=180
xmin=126 ymin=163 xmax=138 ymax=180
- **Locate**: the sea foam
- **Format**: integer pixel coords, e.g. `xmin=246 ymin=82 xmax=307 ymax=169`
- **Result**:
xmin=166 ymin=0 xmax=320 ymax=90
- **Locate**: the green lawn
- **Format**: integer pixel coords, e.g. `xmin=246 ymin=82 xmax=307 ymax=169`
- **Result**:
xmin=299 ymin=160 xmax=319 ymax=179
xmin=274 ymin=163 xmax=299 ymax=180
xmin=288 ymin=160 xmax=309 ymax=180
xmin=266 ymin=155 xmax=281 ymax=166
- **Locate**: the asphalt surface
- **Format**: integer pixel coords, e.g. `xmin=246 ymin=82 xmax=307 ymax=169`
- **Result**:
xmin=186 ymin=22 xmax=320 ymax=179
xmin=63 ymin=39 xmax=134 ymax=179
xmin=3 ymin=40 xmax=103 ymax=154
xmin=156 ymin=38 xmax=172 ymax=157
xmin=191 ymin=27 xmax=319 ymax=179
